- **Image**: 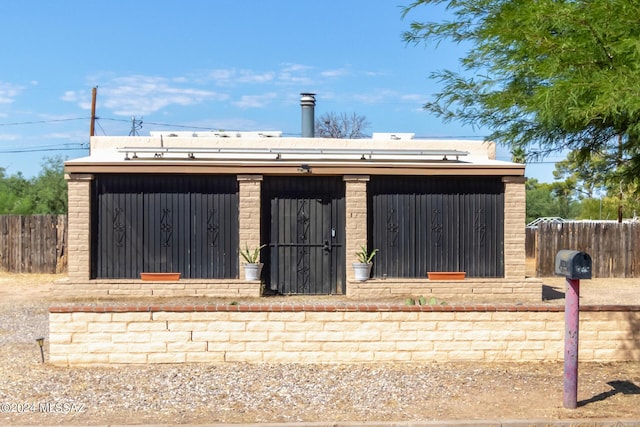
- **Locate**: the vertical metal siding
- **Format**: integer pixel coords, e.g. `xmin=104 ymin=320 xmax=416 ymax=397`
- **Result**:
xmin=92 ymin=174 xmax=238 ymax=279
xmin=369 ymin=176 xmax=504 ymax=278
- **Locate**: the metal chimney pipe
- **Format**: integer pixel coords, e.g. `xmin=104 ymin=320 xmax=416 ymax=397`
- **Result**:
xmin=300 ymin=93 xmax=316 ymax=138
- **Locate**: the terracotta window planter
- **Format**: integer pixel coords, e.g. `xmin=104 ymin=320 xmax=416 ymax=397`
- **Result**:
xmin=140 ymin=272 xmax=181 ymax=281
xmin=427 ymin=272 xmax=466 ymax=280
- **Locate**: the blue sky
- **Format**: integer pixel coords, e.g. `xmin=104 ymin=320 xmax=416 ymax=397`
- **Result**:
xmin=0 ymin=1 xmax=562 ymax=180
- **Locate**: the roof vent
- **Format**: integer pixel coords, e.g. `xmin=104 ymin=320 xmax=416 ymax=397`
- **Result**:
xmin=372 ymin=133 xmax=415 ymax=140
xmin=300 ymin=93 xmax=316 ymax=138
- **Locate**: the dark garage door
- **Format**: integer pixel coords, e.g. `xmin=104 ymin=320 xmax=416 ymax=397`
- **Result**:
xmin=92 ymin=174 xmax=238 ymax=279
xmin=369 ymin=176 xmax=504 ymax=278
xmin=262 ymin=176 xmax=345 ymax=294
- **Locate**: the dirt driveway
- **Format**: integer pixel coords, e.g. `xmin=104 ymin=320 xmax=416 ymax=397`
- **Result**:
xmin=0 ymin=272 xmax=639 ymax=425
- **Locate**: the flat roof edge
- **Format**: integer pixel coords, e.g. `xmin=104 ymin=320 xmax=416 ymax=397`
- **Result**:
xmin=65 ymin=161 xmax=525 ymax=177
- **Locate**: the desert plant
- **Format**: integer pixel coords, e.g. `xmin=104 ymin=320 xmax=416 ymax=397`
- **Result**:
xmin=355 ymin=245 xmax=378 ymax=264
xmin=405 ymin=295 xmax=447 ymax=306
xmin=240 ymin=243 xmax=266 ymax=264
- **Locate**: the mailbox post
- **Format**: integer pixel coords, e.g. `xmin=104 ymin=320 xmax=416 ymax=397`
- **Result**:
xmin=555 ymin=250 xmax=592 ymax=409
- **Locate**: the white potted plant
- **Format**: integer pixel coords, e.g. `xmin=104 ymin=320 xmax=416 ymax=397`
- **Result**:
xmin=240 ymin=243 xmax=266 ymax=281
xmin=353 ymin=245 xmax=378 ymax=281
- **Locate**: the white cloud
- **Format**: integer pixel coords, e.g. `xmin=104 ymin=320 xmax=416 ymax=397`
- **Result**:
xmin=349 ymin=90 xmax=426 ymax=106
xmin=277 ymin=63 xmax=315 ymax=86
xmin=204 ymin=64 xmax=318 ymax=87
xmin=65 ymin=63 xmax=402 ymax=117
xmin=205 ymin=69 xmax=275 ymax=86
xmin=237 ymin=70 xmax=276 ymax=84
xmin=320 ymin=68 xmax=350 ymax=78
xmin=0 ymin=82 xmax=24 ymax=104
xmin=44 ymin=131 xmax=84 ymax=140
xmin=400 ymin=93 xmax=424 ymax=102
xmin=364 ymin=70 xmax=388 ymax=77
xmin=280 ymin=63 xmax=312 ymax=73
xmin=64 ymin=75 xmax=229 ymax=116
xmin=232 ymin=92 xmax=278 ymax=109
xmin=0 ymin=133 xmax=19 ymax=142
xmin=61 ymin=90 xmax=80 ymax=102
xmin=352 ymin=90 xmax=398 ymax=104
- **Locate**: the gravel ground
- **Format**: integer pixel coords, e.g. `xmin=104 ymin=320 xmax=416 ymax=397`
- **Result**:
xmin=1 ymin=276 xmax=640 ymax=424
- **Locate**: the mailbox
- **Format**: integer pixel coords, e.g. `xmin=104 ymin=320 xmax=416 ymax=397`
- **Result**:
xmin=555 ymin=250 xmax=592 ymax=279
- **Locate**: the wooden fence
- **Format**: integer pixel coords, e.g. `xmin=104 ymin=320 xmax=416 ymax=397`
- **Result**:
xmin=527 ymin=222 xmax=640 ymax=278
xmin=0 ymin=215 xmax=67 ymax=274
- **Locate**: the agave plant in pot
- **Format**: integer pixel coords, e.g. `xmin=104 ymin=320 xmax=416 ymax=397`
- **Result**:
xmin=353 ymin=245 xmax=378 ymax=281
xmin=240 ymin=243 xmax=266 ymax=281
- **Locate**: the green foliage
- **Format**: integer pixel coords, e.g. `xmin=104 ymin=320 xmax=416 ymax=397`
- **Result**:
xmin=526 ymin=179 xmax=559 ymax=223
xmin=403 ymin=0 xmax=640 ymax=184
xmin=525 ymin=178 xmax=580 ymax=223
xmin=29 ymin=156 xmax=68 ymax=214
xmin=404 ymin=295 xmax=447 ymax=306
xmin=525 ymin=174 xmax=640 ymax=221
xmin=0 ymin=156 xmax=67 ymax=214
xmin=355 ymin=245 xmax=378 ymax=264
xmin=240 ymin=243 xmax=266 ymax=264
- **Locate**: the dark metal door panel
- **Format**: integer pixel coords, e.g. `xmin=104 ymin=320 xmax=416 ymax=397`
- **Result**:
xmin=92 ymin=174 xmax=238 ymax=279
xmin=95 ymin=184 xmax=144 ymax=278
xmin=263 ymin=177 xmax=345 ymax=295
xmin=142 ymin=190 xmax=190 ymax=274
xmin=190 ymin=190 xmax=238 ymax=279
xmin=369 ymin=176 xmax=504 ymax=278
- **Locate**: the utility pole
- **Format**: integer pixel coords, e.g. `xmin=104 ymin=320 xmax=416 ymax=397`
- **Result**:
xmin=129 ymin=116 xmax=143 ymax=136
xmin=89 ymin=86 xmax=97 ymax=137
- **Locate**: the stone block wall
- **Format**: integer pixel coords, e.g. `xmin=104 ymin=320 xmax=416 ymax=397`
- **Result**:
xmin=345 ymin=277 xmax=541 ymax=301
xmin=50 ymin=278 xmax=261 ymax=298
xmin=503 ymin=176 xmax=527 ymax=279
xmin=237 ymin=175 xmax=263 ymax=280
xmin=344 ymin=175 xmax=369 ymax=280
xmin=65 ymin=174 xmax=92 ymax=281
xmin=49 ymin=304 xmax=640 ymax=366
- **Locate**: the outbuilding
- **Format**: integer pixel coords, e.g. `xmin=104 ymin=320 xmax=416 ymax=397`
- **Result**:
xmin=59 ymin=98 xmax=537 ymax=301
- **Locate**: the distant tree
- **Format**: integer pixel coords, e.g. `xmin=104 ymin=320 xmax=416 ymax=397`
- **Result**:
xmin=315 ymin=112 xmax=371 ymax=139
xmin=549 ymin=180 xmax=581 ymax=220
xmin=0 ymin=168 xmax=30 ymax=214
xmin=525 ymin=178 xmax=579 ymax=223
xmin=551 ymin=150 xmax=640 ymax=219
xmin=510 ymin=147 xmax=526 ymax=164
xmin=28 ymin=156 xmax=67 ymax=214
xmin=577 ymin=196 xmax=622 ymax=221
xmin=552 ymin=151 xmax=609 ymax=200
xmin=526 ymin=179 xmax=557 ymax=223
xmin=0 ymin=157 xmax=67 ymax=215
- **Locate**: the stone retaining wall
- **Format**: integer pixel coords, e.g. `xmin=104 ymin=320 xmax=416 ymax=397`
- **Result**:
xmin=50 ymin=278 xmax=262 ymax=298
xmin=346 ymin=278 xmax=541 ymax=301
xmin=49 ymin=304 xmax=640 ymax=366
xmin=50 ymin=278 xmax=541 ymax=302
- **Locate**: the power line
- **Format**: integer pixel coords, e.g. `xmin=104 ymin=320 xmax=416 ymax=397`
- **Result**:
xmin=100 ymin=117 xmax=231 ymax=131
xmin=0 ymin=116 xmax=573 ymax=164
xmin=95 ymin=120 xmax=108 ymax=136
xmin=0 ymin=144 xmax=88 ymax=154
xmin=0 ymin=117 xmax=90 ymax=127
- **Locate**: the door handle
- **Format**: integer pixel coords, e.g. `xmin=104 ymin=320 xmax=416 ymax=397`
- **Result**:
xmin=323 ymin=240 xmax=331 ymax=252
